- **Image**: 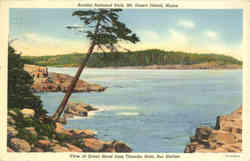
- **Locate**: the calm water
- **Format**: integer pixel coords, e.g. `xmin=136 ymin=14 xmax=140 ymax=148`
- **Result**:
xmin=38 ymin=68 xmax=242 ymax=153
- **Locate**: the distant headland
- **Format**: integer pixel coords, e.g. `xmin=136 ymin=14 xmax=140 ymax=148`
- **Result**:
xmin=21 ymin=49 xmax=242 ymax=69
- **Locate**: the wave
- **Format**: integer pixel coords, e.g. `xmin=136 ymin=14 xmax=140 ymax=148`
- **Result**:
xmin=116 ymin=112 xmax=140 ymax=116
xmin=87 ymin=108 xmax=105 ymax=117
xmin=67 ymin=116 xmax=88 ymax=120
xmin=94 ymin=105 xmax=137 ymax=111
xmin=66 ymin=105 xmax=138 ymax=120
xmin=67 ymin=108 xmax=104 ymax=120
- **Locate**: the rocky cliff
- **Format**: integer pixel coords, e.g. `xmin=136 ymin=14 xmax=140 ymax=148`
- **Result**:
xmin=24 ymin=64 xmax=106 ymax=92
xmin=184 ymin=106 xmax=242 ymax=153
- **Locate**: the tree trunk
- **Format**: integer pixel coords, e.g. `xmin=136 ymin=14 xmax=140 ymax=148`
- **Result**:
xmin=51 ymin=43 xmax=95 ymax=121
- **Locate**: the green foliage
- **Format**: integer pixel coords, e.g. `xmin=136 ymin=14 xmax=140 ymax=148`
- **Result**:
xmin=10 ymin=108 xmax=54 ymax=141
xmin=71 ymin=9 xmax=139 ymax=50
xmin=71 ymin=138 xmax=86 ymax=149
xmin=36 ymin=122 xmax=54 ymax=139
xmin=22 ymin=53 xmax=85 ymax=67
xmin=55 ymin=133 xmax=73 ymax=145
xmin=21 ymin=49 xmax=242 ymax=67
xmin=8 ymin=45 xmax=47 ymax=116
xmin=17 ymin=128 xmax=38 ymax=145
xmin=55 ymin=133 xmax=86 ymax=148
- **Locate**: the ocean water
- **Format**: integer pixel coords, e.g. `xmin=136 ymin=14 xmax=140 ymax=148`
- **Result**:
xmin=38 ymin=67 xmax=242 ymax=153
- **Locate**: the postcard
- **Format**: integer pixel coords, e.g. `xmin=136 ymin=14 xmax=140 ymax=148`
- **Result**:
xmin=0 ymin=0 xmax=249 ymax=161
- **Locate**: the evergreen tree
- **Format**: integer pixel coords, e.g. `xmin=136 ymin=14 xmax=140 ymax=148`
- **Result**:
xmin=8 ymin=45 xmax=47 ymax=116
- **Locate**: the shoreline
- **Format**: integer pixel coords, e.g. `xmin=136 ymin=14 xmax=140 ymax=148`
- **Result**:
xmin=7 ymin=107 xmax=132 ymax=152
xmin=24 ymin=64 xmax=106 ymax=93
xmin=48 ymin=64 xmax=242 ymax=70
xmin=184 ymin=106 xmax=242 ymax=153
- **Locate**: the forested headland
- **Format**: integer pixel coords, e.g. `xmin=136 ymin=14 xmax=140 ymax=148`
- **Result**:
xmin=21 ymin=49 xmax=242 ymax=68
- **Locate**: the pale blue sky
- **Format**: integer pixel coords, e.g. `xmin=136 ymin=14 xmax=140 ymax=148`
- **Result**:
xmin=10 ymin=9 xmax=242 ymax=59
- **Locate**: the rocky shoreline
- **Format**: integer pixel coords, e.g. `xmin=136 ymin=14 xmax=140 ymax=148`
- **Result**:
xmin=184 ymin=106 xmax=242 ymax=153
xmin=8 ymin=64 xmax=131 ymax=152
xmin=24 ymin=64 xmax=106 ymax=92
xmin=88 ymin=63 xmax=242 ymax=70
xmin=7 ymin=108 xmax=132 ymax=152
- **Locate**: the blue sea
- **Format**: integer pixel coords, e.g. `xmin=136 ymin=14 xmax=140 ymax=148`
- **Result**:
xmin=38 ymin=68 xmax=242 ymax=153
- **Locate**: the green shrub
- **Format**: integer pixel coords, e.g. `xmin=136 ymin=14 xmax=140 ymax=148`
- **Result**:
xmin=17 ymin=128 xmax=38 ymax=145
xmin=9 ymin=108 xmax=54 ymax=140
xmin=55 ymin=133 xmax=73 ymax=145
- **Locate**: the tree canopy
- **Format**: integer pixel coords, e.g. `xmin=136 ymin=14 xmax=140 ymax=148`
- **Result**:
xmin=70 ymin=9 xmax=139 ymax=52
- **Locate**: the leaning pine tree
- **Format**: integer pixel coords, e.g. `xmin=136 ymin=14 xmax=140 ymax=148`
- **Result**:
xmin=52 ymin=9 xmax=139 ymax=121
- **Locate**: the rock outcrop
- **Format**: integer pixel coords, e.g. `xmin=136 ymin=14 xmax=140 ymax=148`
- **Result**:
xmin=24 ymin=64 xmax=106 ymax=93
xmin=184 ymin=106 xmax=242 ymax=153
xmin=9 ymin=138 xmax=31 ymax=152
xmin=7 ymin=108 xmax=132 ymax=152
xmin=20 ymin=108 xmax=35 ymax=118
xmin=63 ymin=101 xmax=98 ymax=119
